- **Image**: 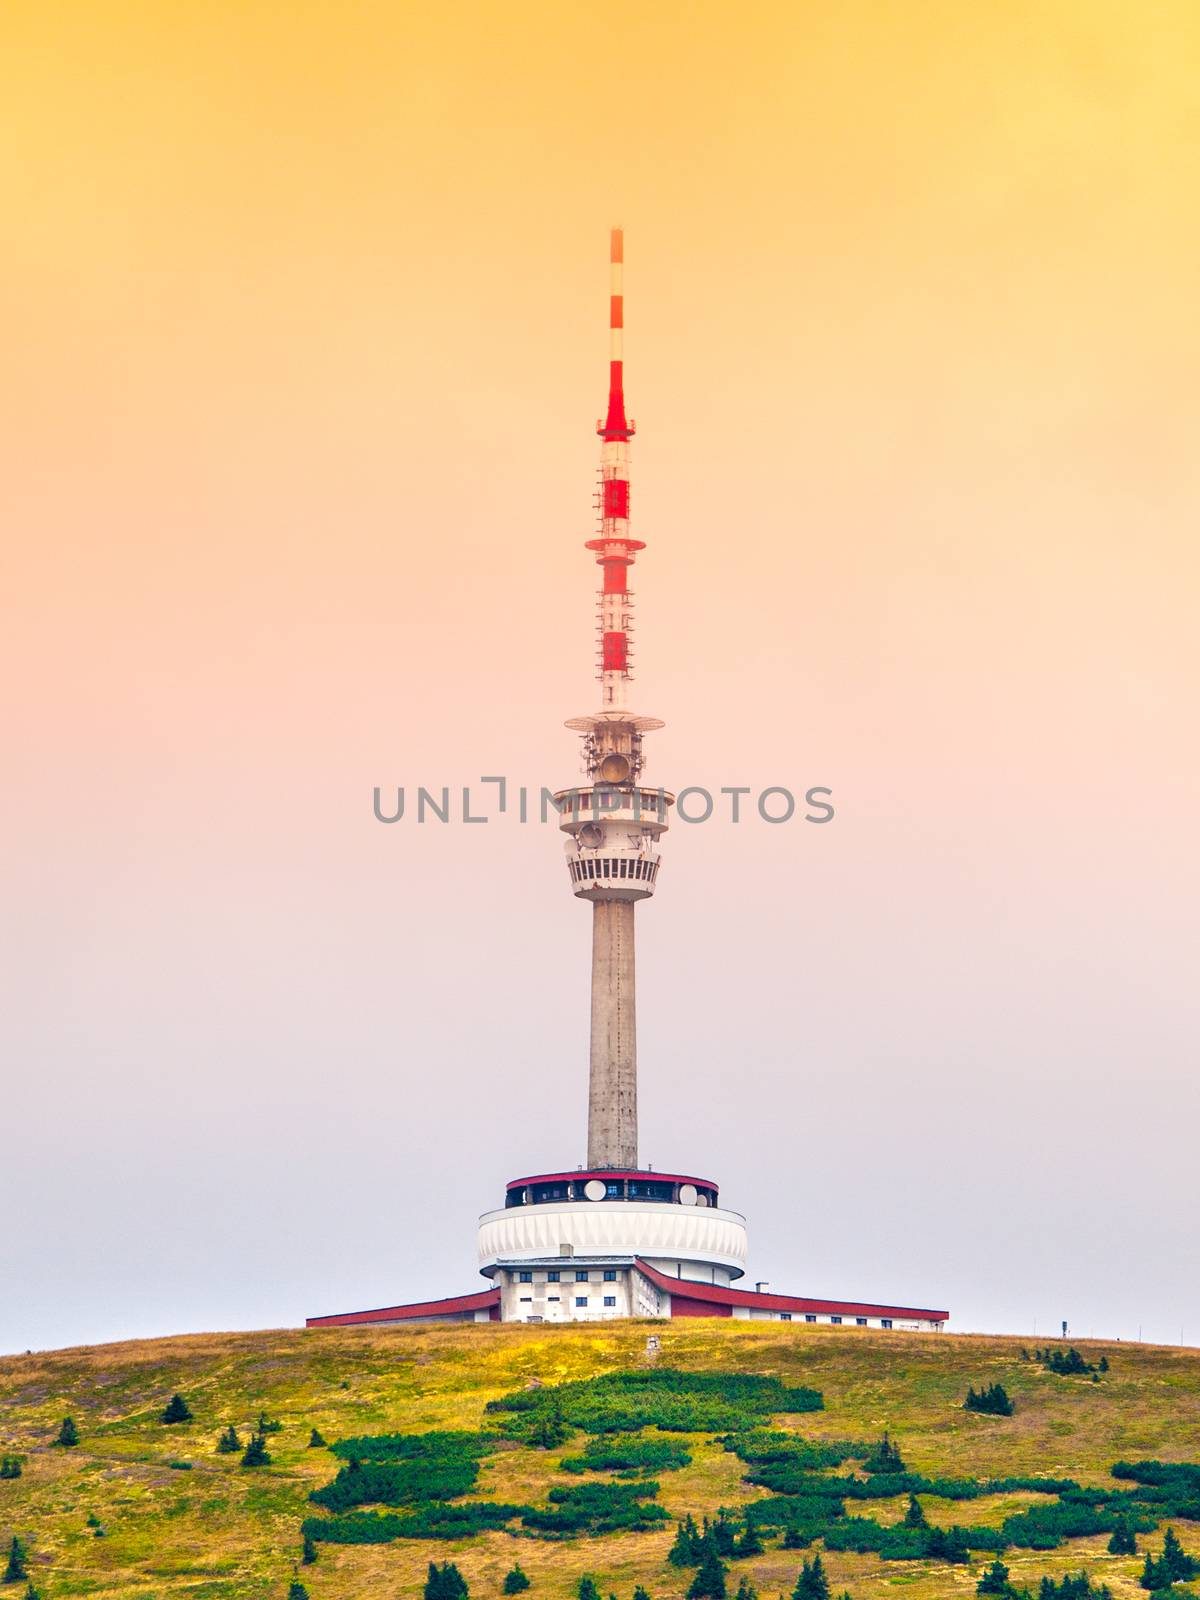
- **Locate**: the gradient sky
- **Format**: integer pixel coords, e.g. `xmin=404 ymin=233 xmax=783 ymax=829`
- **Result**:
xmin=3 ymin=1 xmax=1198 ymax=1354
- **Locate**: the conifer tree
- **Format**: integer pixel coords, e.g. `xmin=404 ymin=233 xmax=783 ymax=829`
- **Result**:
xmin=301 ymin=1532 xmax=317 ymax=1565
xmin=216 ymin=1424 xmax=241 ymax=1454
xmin=308 ymin=1429 xmax=327 ymax=1448
xmin=793 ymin=1557 xmax=830 ymax=1600
xmin=734 ymin=1580 xmax=758 ymax=1600
xmin=670 ymin=1516 xmax=703 ymax=1566
xmin=904 ymin=1494 xmax=928 ymax=1529
xmin=577 ymin=1579 xmax=602 ymax=1600
xmin=977 ymin=1559 xmax=1011 ymax=1595
xmin=241 ymin=1431 xmax=271 ymax=1468
xmin=633 ymin=1588 xmax=653 ymax=1600
xmin=688 ymin=1548 xmax=728 ymax=1600
xmin=1108 ymin=1525 xmax=1137 ymax=1556
xmin=54 ymin=1417 xmax=79 ymax=1448
xmin=288 ymin=1584 xmax=309 ymax=1600
xmin=161 ymin=1393 xmax=193 ymax=1424
xmin=734 ymin=1522 xmax=763 ymax=1557
xmin=3 ymin=1538 xmax=27 ymax=1584
xmin=504 ymin=1565 xmax=531 ymax=1594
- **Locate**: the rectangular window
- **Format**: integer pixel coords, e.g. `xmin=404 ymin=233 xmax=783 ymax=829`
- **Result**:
xmin=603 ymin=1270 xmax=617 ymax=1281
xmin=547 ymin=1296 xmax=560 ymax=1302
xmin=856 ymin=1317 xmax=867 ymax=1326
xmin=602 ymin=859 xmax=611 ymax=877
xmin=779 ymin=1312 xmax=792 ymax=1321
xmin=831 ymin=1315 xmax=842 ymax=1325
xmin=881 ymin=1319 xmax=892 ymax=1329
xmin=575 ymin=1270 xmax=589 ymax=1282
xmin=575 ymin=1296 xmax=587 ymax=1307
xmin=518 ymin=1271 xmax=532 ymax=1283
xmin=606 ymin=1182 xmax=621 ymax=1195
xmin=547 ymin=1271 xmax=559 ymax=1283
xmin=805 ymin=1314 xmax=816 ymax=1323
xmin=603 ymin=1296 xmax=616 ymax=1307
xmin=519 ymin=1296 xmax=531 ymax=1302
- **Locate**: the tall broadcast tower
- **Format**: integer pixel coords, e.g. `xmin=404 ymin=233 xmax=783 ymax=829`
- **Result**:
xmin=561 ymin=226 xmax=671 ymax=1173
xmin=306 ymin=232 xmax=948 ymax=1332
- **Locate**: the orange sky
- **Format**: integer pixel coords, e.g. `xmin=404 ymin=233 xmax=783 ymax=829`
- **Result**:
xmin=3 ymin=1 xmax=1199 ymax=1350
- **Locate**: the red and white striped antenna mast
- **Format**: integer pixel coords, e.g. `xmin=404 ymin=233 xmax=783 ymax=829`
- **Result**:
xmin=586 ymin=225 xmax=645 ymax=711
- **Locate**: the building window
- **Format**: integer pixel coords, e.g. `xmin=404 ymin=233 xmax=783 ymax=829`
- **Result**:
xmin=831 ymin=1315 xmax=842 ymax=1325
xmin=575 ymin=1270 xmax=589 ymax=1282
xmin=603 ymin=1270 xmax=617 ymax=1281
xmin=805 ymin=1314 xmax=816 ymax=1323
xmin=519 ymin=1296 xmax=532 ymax=1303
xmin=518 ymin=1271 xmax=533 ymax=1283
xmin=856 ymin=1317 xmax=867 ymax=1326
xmin=547 ymin=1296 xmax=560 ymax=1302
xmin=604 ymin=1296 xmax=616 ymax=1307
xmin=606 ymin=1182 xmax=621 ymax=1195
xmin=575 ymin=1296 xmax=588 ymax=1307
xmin=779 ymin=1312 xmax=792 ymax=1321
xmin=547 ymin=1271 xmax=560 ymax=1283
xmin=881 ymin=1319 xmax=892 ymax=1329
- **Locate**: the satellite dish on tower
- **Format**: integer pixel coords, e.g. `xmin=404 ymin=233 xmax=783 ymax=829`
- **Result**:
xmin=584 ymin=1179 xmax=607 ymax=1201
xmin=597 ymin=752 xmax=631 ymax=784
xmin=678 ymin=1183 xmax=698 ymax=1206
xmin=579 ymin=823 xmax=604 ymax=848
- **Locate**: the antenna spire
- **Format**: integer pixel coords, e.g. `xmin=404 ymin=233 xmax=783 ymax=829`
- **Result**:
xmin=600 ymin=227 xmax=634 ymax=442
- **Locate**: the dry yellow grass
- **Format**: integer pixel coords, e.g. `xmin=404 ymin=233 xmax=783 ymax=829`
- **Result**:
xmin=1 ymin=1320 xmax=1196 ymax=1600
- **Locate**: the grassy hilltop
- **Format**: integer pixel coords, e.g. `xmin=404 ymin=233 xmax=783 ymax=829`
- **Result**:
xmin=1 ymin=1321 xmax=1198 ymax=1600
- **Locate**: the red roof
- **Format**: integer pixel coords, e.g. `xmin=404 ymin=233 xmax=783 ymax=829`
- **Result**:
xmin=306 ymin=1287 xmax=500 ymax=1328
xmin=635 ymin=1261 xmax=948 ymax=1323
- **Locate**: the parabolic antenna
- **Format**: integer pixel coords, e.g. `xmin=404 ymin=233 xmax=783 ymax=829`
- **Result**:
xmin=678 ymin=1183 xmax=698 ymax=1206
xmin=584 ymin=1179 xmax=607 ymax=1201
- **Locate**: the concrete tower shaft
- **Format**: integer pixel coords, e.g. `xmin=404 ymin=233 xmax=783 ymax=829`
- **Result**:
xmin=587 ymin=898 xmax=638 ymax=1168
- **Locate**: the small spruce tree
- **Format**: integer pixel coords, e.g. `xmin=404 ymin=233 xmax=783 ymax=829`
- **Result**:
xmin=578 ymin=1579 xmax=602 ymax=1600
xmin=160 ymin=1393 xmax=193 ymax=1424
xmin=904 ymin=1495 xmax=928 ymax=1529
xmin=302 ymin=1532 xmax=317 ymax=1566
xmin=735 ymin=1580 xmax=758 ymax=1600
xmin=241 ymin=1432 xmax=271 ymax=1468
xmin=288 ymin=1584 xmax=309 ymax=1600
xmin=54 ymin=1417 xmax=79 ymax=1448
xmin=688 ymin=1549 xmax=728 ymax=1600
xmin=670 ymin=1516 xmax=703 ymax=1567
xmin=734 ymin=1523 xmax=764 ymax=1558
xmin=504 ymin=1566 xmax=531 ymax=1594
xmin=1108 ymin=1525 xmax=1137 ymax=1557
xmin=633 ymin=1589 xmax=653 ymax=1600
xmin=307 ymin=1429 xmax=327 ymax=1448
xmin=793 ymin=1557 xmax=830 ymax=1600
xmin=3 ymin=1538 xmax=27 ymax=1584
xmin=978 ymin=1559 xmax=1011 ymax=1596
xmin=216 ymin=1424 xmax=241 ymax=1454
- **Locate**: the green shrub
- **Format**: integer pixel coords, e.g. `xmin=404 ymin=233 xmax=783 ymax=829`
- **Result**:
xmin=1110 ymin=1525 xmax=1138 ymax=1556
xmin=311 ymin=1456 xmax=479 ymax=1512
xmin=329 ymin=1430 xmax=493 ymax=1462
xmin=486 ymin=1368 xmax=822 ymax=1436
xmin=966 ymin=1384 xmax=1015 ymax=1417
xmin=522 ymin=1480 xmax=668 ymax=1536
xmin=563 ymin=1437 xmax=691 ymax=1474
xmin=54 ymin=1417 xmax=79 ymax=1448
xmin=0 ymin=1459 xmax=21 ymax=1480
